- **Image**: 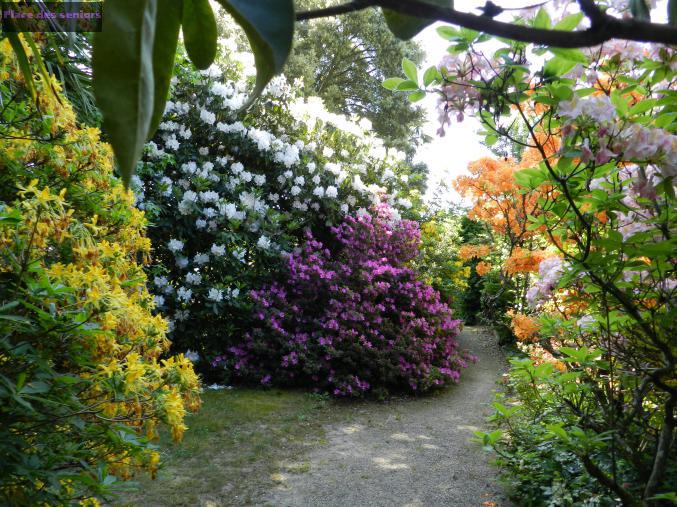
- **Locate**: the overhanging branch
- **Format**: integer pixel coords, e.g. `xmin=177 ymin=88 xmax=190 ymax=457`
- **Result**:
xmin=296 ymin=0 xmax=677 ymax=48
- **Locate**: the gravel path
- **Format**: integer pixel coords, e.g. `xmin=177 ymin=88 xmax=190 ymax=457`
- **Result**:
xmin=266 ymin=326 xmax=511 ymax=507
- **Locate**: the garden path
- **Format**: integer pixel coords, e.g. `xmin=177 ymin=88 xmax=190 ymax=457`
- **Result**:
xmin=266 ymin=326 xmax=511 ymax=507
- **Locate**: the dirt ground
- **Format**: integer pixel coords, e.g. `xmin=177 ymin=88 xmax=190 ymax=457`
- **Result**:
xmin=265 ymin=326 xmax=512 ymax=507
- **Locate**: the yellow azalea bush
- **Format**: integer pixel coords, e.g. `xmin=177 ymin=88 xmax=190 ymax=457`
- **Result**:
xmin=415 ymin=213 xmax=470 ymax=305
xmin=0 ymin=37 xmax=200 ymax=505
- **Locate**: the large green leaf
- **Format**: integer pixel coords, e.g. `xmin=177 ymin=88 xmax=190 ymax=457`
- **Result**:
xmin=148 ymin=0 xmax=183 ymax=137
xmin=402 ymin=58 xmax=418 ymax=83
xmin=553 ymin=12 xmax=584 ymax=31
xmin=215 ymin=0 xmax=295 ymax=109
xmin=630 ymin=0 xmax=651 ymax=21
xmin=182 ymin=0 xmax=218 ymax=70
xmin=383 ymin=0 xmax=452 ymax=40
xmin=93 ymin=0 xmax=157 ymax=186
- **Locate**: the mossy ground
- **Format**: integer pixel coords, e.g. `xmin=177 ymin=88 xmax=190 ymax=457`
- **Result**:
xmin=113 ymin=388 xmax=336 ymax=506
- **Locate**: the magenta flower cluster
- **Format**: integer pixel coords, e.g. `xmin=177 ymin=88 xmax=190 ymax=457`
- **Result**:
xmin=215 ymin=206 xmax=471 ymax=396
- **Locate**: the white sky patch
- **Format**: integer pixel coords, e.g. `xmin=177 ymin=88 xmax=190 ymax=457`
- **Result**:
xmin=414 ymin=0 xmax=523 ymax=206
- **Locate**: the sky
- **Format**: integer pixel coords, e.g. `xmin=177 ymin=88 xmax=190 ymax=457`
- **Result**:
xmin=413 ymin=24 xmax=490 ymax=207
xmin=412 ymin=0 xmax=511 ymax=206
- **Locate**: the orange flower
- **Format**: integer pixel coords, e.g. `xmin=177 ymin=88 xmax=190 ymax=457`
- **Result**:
xmin=504 ymin=247 xmax=549 ymax=274
xmin=508 ymin=311 xmax=540 ymax=342
xmin=476 ymin=261 xmax=491 ymax=276
xmin=459 ymin=243 xmax=491 ymax=261
xmin=454 ymin=156 xmax=548 ymax=243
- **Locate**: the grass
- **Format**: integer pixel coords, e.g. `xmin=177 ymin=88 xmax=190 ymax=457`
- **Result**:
xmin=112 ymin=388 xmax=337 ymax=506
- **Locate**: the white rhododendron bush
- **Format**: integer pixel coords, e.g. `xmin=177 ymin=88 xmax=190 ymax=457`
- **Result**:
xmin=135 ymin=41 xmax=423 ymax=375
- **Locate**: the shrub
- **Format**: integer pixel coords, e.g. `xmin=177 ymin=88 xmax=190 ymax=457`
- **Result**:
xmin=0 ymin=38 xmax=200 ymax=505
xmin=415 ymin=211 xmax=471 ymax=306
xmin=419 ymin=23 xmax=677 ymax=504
xmin=136 ymin=43 xmax=423 ymax=367
xmin=215 ymin=206 xmax=472 ymax=396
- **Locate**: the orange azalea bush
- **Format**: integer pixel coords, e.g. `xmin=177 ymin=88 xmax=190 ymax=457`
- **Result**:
xmin=454 ymin=155 xmax=547 ymax=246
xmin=475 ymin=261 xmax=492 ymax=276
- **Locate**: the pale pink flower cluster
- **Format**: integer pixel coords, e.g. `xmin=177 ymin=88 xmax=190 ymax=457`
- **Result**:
xmin=559 ymin=95 xmax=616 ymax=124
xmin=560 ymin=100 xmax=677 ymax=178
xmin=527 ymin=256 xmax=567 ymax=307
xmin=436 ymin=52 xmax=496 ymax=135
xmin=616 ymin=124 xmax=677 ymax=178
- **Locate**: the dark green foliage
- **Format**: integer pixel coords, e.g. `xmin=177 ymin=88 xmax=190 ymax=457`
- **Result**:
xmin=479 ymin=271 xmax=515 ymax=345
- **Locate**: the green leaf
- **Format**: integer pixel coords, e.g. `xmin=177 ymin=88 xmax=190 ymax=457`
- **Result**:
xmin=533 ymin=7 xmax=551 ymax=29
xmin=649 ymin=493 xmax=677 ymax=502
xmin=436 ymin=25 xmax=460 ymax=40
xmin=396 ymin=80 xmax=419 ymax=91
xmin=21 ymin=381 xmax=50 ymax=394
xmin=93 ymin=0 xmax=158 ymax=186
xmin=383 ymin=0 xmax=452 ymax=40
xmin=546 ymin=423 xmax=570 ymax=441
xmin=628 ymin=98 xmax=658 ymax=115
xmin=382 ymin=77 xmax=405 ymax=90
xmin=148 ymin=0 xmax=183 ymax=138
xmin=423 ymin=65 xmax=441 ymax=87
xmin=610 ymin=89 xmax=629 ymax=116
xmin=402 ymin=58 xmax=418 ymax=83
xmin=407 ymin=90 xmax=426 ymax=102
xmin=54 ymin=375 xmax=81 ymax=385
xmin=514 ymin=167 xmax=547 ymax=188
xmin=182 ymin=0 xmax=217 ymax=70
xmin=23 ymin=33 xmax=61 ymax=102
xmin=552 ymin=85 xmax=573 ymax=101
xmin=631 ymin=0 xmax=651 ymax=21
xmin=16 ymin=372 xmax=26 ymax=392
xmin=554 ymin=12 xmax=584 ymax=31
xmin=6 ymin=32 xmax=37 ymax=102
xmin=549 ymin=48 xmax=588 ymax=64
xmin=670 ymin=0 xmax=677 ymax=26
xmin=543 ymin=56 xmax=577 ymax=79
xmin=216 ymin=0 xmax=295 ymax=109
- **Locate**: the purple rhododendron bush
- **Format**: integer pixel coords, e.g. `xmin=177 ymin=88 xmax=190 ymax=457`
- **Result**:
xmin=215 ymin=205 xmax=473 ymax=396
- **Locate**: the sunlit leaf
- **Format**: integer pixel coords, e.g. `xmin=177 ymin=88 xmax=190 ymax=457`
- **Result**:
xmin=402 ymin=58 xmax=418 ymax=83
xmin=554 ymin=12 xmax=584 ymax=31
xmin=382 ymin=77 xmax=405 ymax=90
xmin=407 ymin=90 xmax=426 ymax=102
xmin=533 ymin=7 xmax=551 ymax=29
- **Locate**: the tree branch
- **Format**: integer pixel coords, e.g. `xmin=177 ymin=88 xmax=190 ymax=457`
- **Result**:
xmin=297 ymin=0 xmax=376 ymax=21
xmin=643 ymin=394 xmax=676 ymax=503
xmin=296 ymin=0 xmax=677 ymax=48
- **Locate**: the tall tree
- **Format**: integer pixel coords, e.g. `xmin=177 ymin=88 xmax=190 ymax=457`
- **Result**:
xmin=287 ymin=0 xmax=429 ymax=155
